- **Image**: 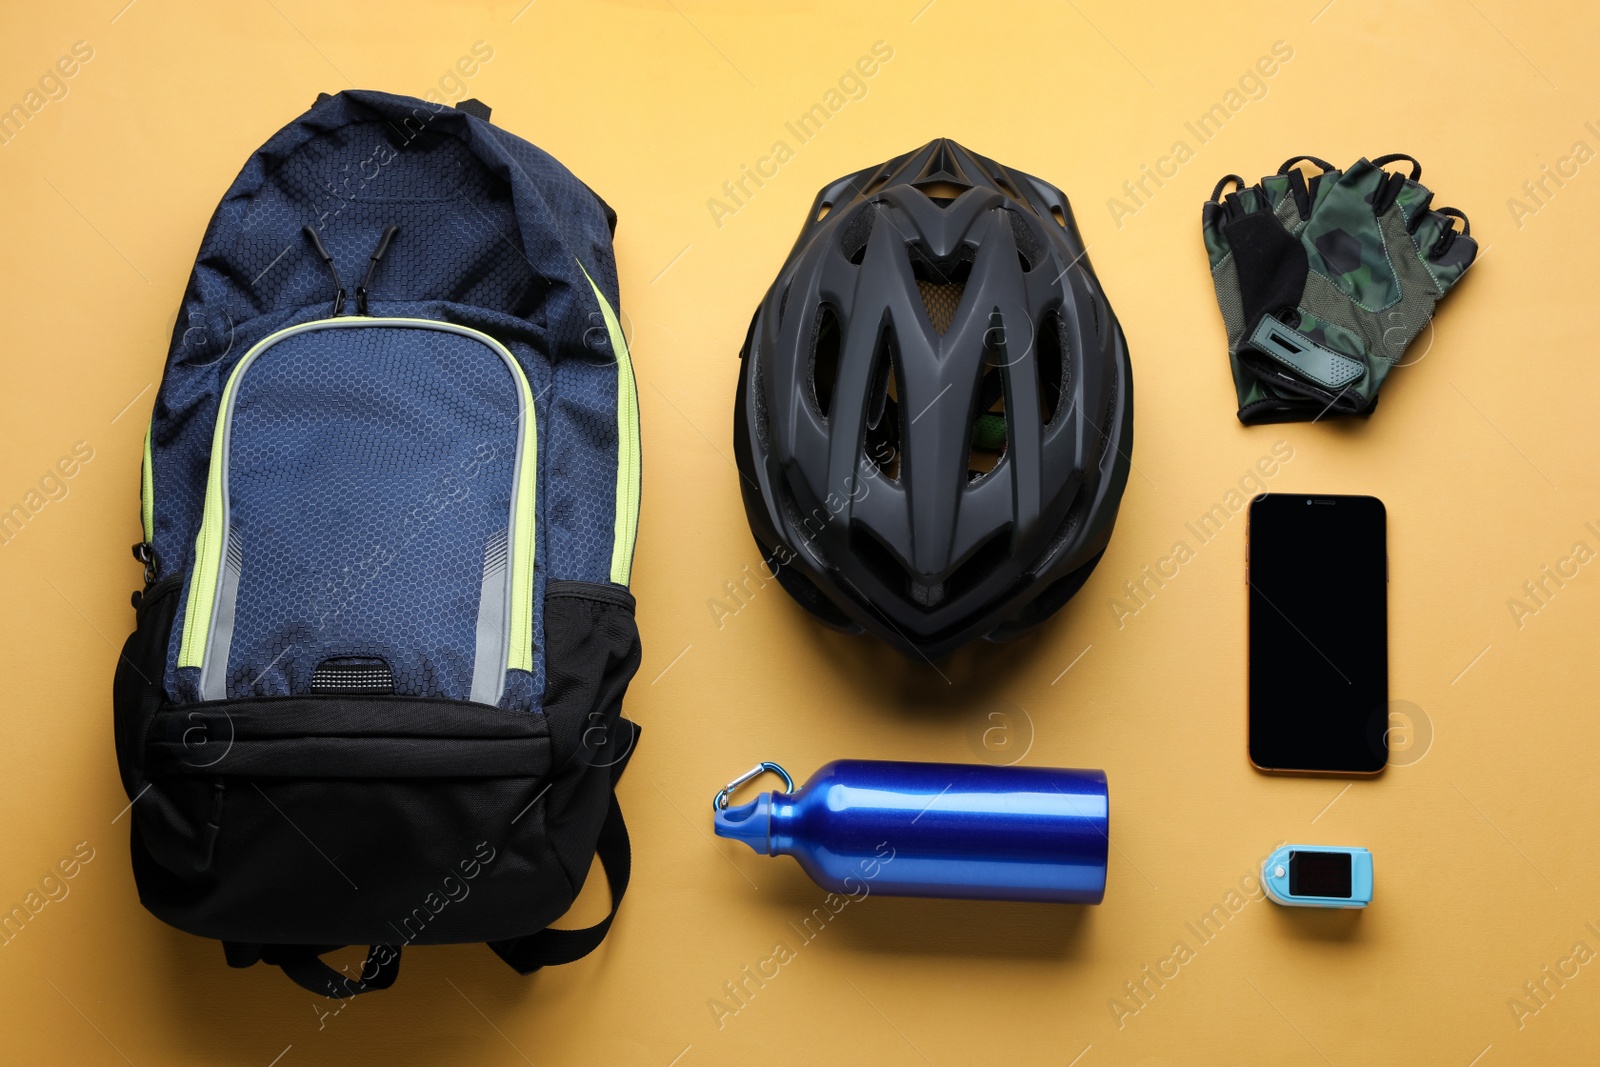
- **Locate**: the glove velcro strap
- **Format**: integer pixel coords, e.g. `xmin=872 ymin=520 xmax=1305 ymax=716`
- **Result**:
xmin=1245 ymin=317 xmax=1364 ymax=390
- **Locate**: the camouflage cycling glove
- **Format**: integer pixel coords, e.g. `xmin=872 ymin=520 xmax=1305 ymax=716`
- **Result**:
xmin=1202 ymin=154 xmax=1476 ymax=424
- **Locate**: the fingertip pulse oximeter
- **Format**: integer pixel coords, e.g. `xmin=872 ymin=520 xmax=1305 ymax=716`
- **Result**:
xmin=1263 ymin=845 xmax=1372 ymax=908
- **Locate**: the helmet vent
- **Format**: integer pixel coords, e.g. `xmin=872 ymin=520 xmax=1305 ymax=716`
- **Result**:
xmin=783 ymin=497 xmax=832 ymax=567
xmin=751 ymin=340 xmax=770 ymax=449
xmin=910 ymin=247 xmax=972 ymax=335
xmin=944 ymin=523 xmax=1014 ymax=602
xmin=864 ymin=328 xmax=903 ymax=481
xmin=1008 ymin=209 xmax=1042 ymax=272
xmin=1096 ymin=379 xmax=1118 ymax=464
xmin=849 ymin=521 xmax=913 ymax=598
xmin=840 ymin=203 xmax=877 ymax=266
xmin=1040 ymin=496 xmax=1087 ymax=571
xmin=809 ymin=304 xmax=843 ymax=419
xmin=916 ymin=180 xmax=968 ymax=207
xmin=967 ymin=354 xmax=1006 ymax=482
xmin=1036 ymin=310 xmax=1070 ymax=425
xmin=916 ymin=280 xmax=964 ymax=335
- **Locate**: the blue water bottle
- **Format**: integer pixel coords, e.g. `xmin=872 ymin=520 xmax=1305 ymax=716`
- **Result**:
xmin=712 ymin=759 xmax=1108 ymax=904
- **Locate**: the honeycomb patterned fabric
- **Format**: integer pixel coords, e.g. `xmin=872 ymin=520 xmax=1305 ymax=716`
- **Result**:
xmin=143 ymin=90 xmax=639 ymax=712
xmin=217 ymin=324 xmax=521 ymax=702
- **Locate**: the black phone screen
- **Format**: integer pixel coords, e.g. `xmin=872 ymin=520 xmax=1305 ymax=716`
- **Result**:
xmin=1248 ymin=494 xmax=1387 ymax=774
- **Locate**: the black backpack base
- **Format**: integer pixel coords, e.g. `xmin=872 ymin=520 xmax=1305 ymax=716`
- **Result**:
xmin=118 ymin=575 xmax=640 ymax=998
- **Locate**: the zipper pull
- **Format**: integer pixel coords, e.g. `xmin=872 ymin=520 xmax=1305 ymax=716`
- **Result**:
xmin=355 ymin=225 xmax=398 ymax=315
xmin=301 ymin=226 xmax=346 ymax=316
xmin=197 ymin=780 xmax=228 ymax=872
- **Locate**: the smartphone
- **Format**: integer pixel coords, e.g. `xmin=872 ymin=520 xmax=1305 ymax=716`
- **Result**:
xmin=1248 ymin=494 xmax=1387 ymax=775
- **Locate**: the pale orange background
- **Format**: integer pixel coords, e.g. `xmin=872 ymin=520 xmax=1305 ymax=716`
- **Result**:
xmin=2 ymin=1 xmax=1598 ymax=1064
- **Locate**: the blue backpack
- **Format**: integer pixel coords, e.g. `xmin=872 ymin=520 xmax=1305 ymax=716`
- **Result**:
xmin=112 ymin=91 xmax=642 ymax=997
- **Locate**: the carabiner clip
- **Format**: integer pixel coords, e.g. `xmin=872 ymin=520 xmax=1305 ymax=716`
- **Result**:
xmin=712 ymin=761 xmax=794 ymax=812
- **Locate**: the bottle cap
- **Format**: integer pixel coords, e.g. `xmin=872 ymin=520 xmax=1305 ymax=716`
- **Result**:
xmin=712 ymin=795 xmax=773 ymax=854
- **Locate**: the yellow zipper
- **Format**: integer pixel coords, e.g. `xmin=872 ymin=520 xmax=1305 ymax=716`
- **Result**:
xmin=579 ymin=264 xmax=641 ymax=586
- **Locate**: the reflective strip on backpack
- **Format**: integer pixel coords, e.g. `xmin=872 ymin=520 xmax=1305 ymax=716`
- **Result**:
xmin=578 ymin=263 xmax=640 ymax=586
xmin=502 ymin=332 xmax=538 ymax=675
xmin=140 ymin=419 xmax=154 ymax=544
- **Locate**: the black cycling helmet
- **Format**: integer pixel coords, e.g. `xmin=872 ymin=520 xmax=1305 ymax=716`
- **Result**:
xmin=734 ymin=139 xmax=1133 ymax=660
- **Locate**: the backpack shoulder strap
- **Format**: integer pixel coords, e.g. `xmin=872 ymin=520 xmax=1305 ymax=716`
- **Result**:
xmin=223 ymin=940 xmax=401 ymax=999
xmin=487 ymin=789 xmax=630 ymax=975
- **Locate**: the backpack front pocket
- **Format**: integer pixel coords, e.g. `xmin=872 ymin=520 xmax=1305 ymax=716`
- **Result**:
xmin=133 ymin=696 xmax=569 ymax=946
xmin=174 ymin=318 xmax=537 ymax=707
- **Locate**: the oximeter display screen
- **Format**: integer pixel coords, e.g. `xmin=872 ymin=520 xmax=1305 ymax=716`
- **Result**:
xmin=1289 ymin=851 xmax=1352 ymax=898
